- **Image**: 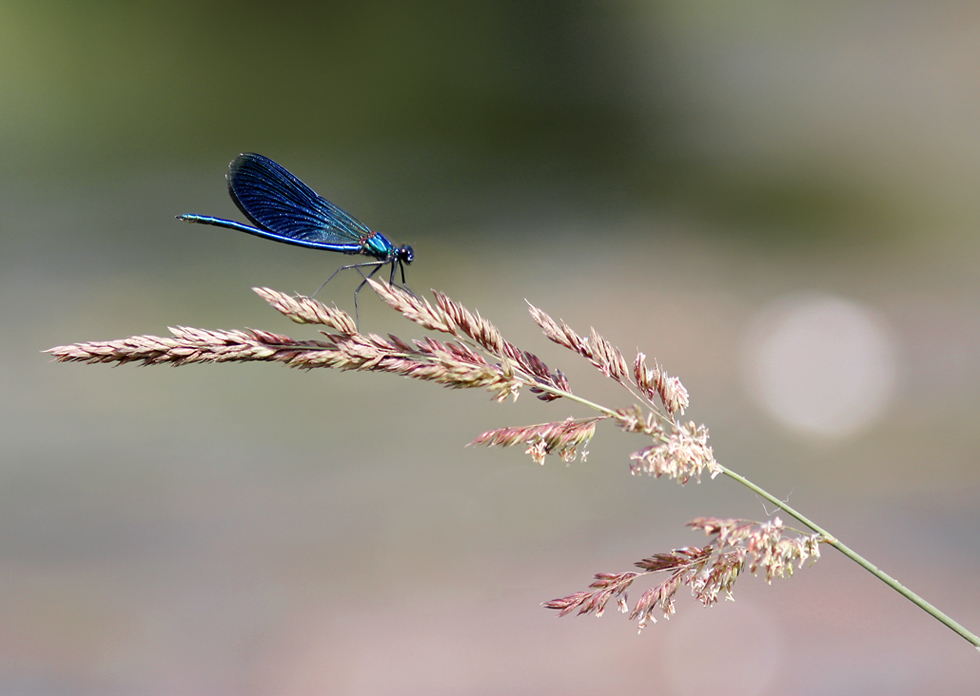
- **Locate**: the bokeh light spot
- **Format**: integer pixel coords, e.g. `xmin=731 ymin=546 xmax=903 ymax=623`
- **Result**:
xmin=742 ymin=294 xmax=898 ymax=437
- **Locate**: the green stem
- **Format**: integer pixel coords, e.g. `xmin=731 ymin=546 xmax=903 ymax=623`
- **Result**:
xmin=549 ymin=390 xmax=619 ymax=418
xmin=502 ymin=369 xmax=621 ymax=419
xmin=718 ymin=464 xmax=980 ymax=649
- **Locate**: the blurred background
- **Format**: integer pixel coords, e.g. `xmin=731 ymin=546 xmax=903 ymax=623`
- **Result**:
xmin=3 ymin=1 xmax=980 ymax=694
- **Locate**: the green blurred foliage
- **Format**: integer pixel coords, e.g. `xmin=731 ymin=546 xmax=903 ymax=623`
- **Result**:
xmin=1 ymin=1 xmax=646 ymax=172
xmin=3 ymin=1 xmax=976 ymax=247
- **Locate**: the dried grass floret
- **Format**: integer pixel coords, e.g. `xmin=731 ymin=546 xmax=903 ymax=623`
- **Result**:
xmin=373 ymin=281 xmax=569 ymax=401
xmin=544 ymin=572 xmax=639 ymax=618
xmin=634 ymin=351 xmax=689 ymax=416
xmin=470 ymin=417 xmax=598 ymax=464
xmin=547 ymin=518 xmax=826 ymax=631
xmin=613 ymin=405 xmax=662 ymax=436
xmin=45 ymin=326 xmax=331 ymax=367
xmin=46 ymin=290 xmax=525 ymax=401
xmin=527 ymin=303 xmax=629 ymax=386
xmin=254 ymin=287 xmax=358 ymax=334
xmin=629 ymin=421 xmax=719 ymax=483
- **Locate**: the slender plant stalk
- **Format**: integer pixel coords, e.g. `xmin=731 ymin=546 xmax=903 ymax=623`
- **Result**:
xmin=722 ymin=461 xmax=980 ymax=647
xmin=701 ymin=462 xmax=978 ymax=646
xmin=45 ymin=282 xmax=980 ymax=648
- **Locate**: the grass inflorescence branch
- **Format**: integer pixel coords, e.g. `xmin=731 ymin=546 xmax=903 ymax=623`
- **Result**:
xmin=45 ymin=283 xmax=980 ymax=647
xmin=545 ymin=517 xmax=823 ymax=631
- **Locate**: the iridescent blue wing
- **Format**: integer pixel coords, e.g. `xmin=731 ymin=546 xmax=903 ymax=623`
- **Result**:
xmin=227 ymin=153 xmax=371 ymax=251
